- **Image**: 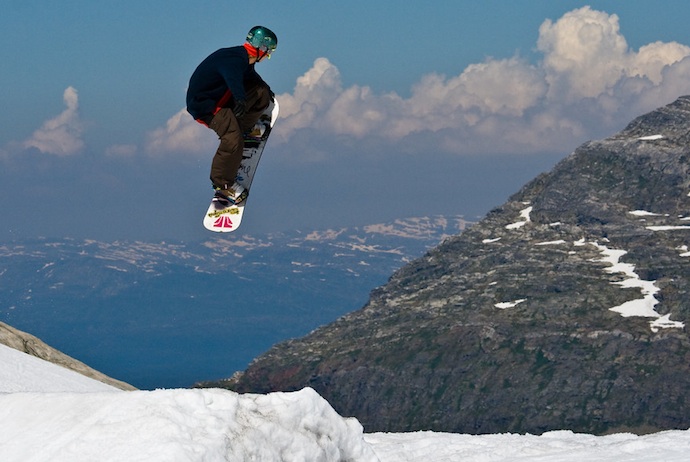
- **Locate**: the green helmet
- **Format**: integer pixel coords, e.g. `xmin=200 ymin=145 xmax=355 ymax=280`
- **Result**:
xmin=246 ymin=26 xmax=278 ymax=54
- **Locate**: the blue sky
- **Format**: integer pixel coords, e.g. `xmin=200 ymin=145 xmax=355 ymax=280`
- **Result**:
xmin=2 ymin=1 xmax=690 ymax=241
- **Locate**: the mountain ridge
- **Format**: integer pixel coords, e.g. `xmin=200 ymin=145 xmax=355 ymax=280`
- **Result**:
xmin=221 ymin=96 xmax=690 ymax=435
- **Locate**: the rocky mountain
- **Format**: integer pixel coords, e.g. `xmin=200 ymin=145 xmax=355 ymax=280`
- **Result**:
xmin=0 ymin=321 xmax=136 ymax=391
xmin=0 ymin=216 xmax=469 ymax=389
xmin=223 ymin=96 xmax=690 ymax=436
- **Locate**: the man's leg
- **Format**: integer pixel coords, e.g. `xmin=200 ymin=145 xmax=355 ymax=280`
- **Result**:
xmin=208 ymin=108 xmax=243 ymax=190
xmin=237 ymin=83 xmax=271 ymax=134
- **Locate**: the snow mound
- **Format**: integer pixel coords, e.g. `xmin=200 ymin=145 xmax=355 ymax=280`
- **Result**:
xmin=0 ymin=387 xmax=378 ymax=462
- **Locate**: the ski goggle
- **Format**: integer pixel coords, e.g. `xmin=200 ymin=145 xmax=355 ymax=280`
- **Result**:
xmin=259 ymin=43 xmax=277 ymax=59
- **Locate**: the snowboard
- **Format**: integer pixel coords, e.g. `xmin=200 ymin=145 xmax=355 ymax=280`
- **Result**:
xmin=203 ymin=99 xmax=279 ymax=232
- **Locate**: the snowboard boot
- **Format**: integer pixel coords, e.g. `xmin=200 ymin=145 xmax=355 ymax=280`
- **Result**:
xmin=243 ymin=123 xmax=267 ymax=141
xmin=213 ymin=183 xmax=248 ymax=207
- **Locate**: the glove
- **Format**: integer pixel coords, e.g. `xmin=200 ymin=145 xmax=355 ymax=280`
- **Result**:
xmin=233 ymin=100 xmax=247 ymax=119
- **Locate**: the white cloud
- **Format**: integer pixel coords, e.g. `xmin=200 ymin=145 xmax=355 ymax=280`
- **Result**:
xmin=537 ymin=7 xmax=630 ymax=101
xmin=149 ymin=7 xmax=690 ymax=157
xmin=537 ymin=6 xmax=690 ymax=102
xmin=145 ymin=108 xmax=215 ymax=156
xmin=277 ymin=57 xmax=342 ymax=122
xmin=23 ymin=86 xmax=84 ymax=156
xmin=631 ymin=41 xmax=690 ymax=85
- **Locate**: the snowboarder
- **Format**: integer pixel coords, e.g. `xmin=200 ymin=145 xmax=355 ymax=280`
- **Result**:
xmin=186 ymin=26 xmax=278 ymax=205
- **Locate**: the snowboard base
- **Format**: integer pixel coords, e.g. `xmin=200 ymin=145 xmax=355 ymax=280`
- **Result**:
xmin=203 ymin=198 xmax=245 ymax=232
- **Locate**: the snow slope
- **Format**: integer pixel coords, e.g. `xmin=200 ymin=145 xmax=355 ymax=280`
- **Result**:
xmin=2 ymin=343 xmax=690 ymax=461
xmin=0 ymin=343 xmax=118 ymax=393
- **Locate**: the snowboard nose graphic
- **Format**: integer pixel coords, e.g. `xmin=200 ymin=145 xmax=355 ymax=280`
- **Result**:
xmin=214 ymin=216 xmax=234 ymax=228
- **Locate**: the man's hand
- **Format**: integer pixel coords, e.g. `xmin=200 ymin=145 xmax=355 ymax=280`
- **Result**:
xmin=233 ymin=100 xmax=247 ymax=119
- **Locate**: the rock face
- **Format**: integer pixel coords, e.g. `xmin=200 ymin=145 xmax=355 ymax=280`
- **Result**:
xmin=223 ymin=96 xmax=690 ymax=435
xmin=0 ymin=322 xmax=136 ymax=391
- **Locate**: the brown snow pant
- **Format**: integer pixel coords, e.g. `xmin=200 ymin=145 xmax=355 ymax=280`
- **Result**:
xmin=207 ymin=83 xmax=271 ymax=189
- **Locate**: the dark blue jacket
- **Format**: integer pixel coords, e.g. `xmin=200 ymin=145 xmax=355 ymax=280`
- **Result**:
xmin=186 ymin=45 xmax=265 ymax=120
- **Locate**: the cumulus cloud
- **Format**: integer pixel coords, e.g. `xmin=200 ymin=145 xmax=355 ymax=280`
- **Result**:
xmin=538 ymin=6 xmax=690 ymax=102
xmin=538 ymin=7 xmax=629 ymax=101
xmin=23 ymin=86 xmax=84 ymax=156
xmin=151 ymin=7 xmax=690 ymax=157
xmin=145 ymin=108 xmax=215 ymax=156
